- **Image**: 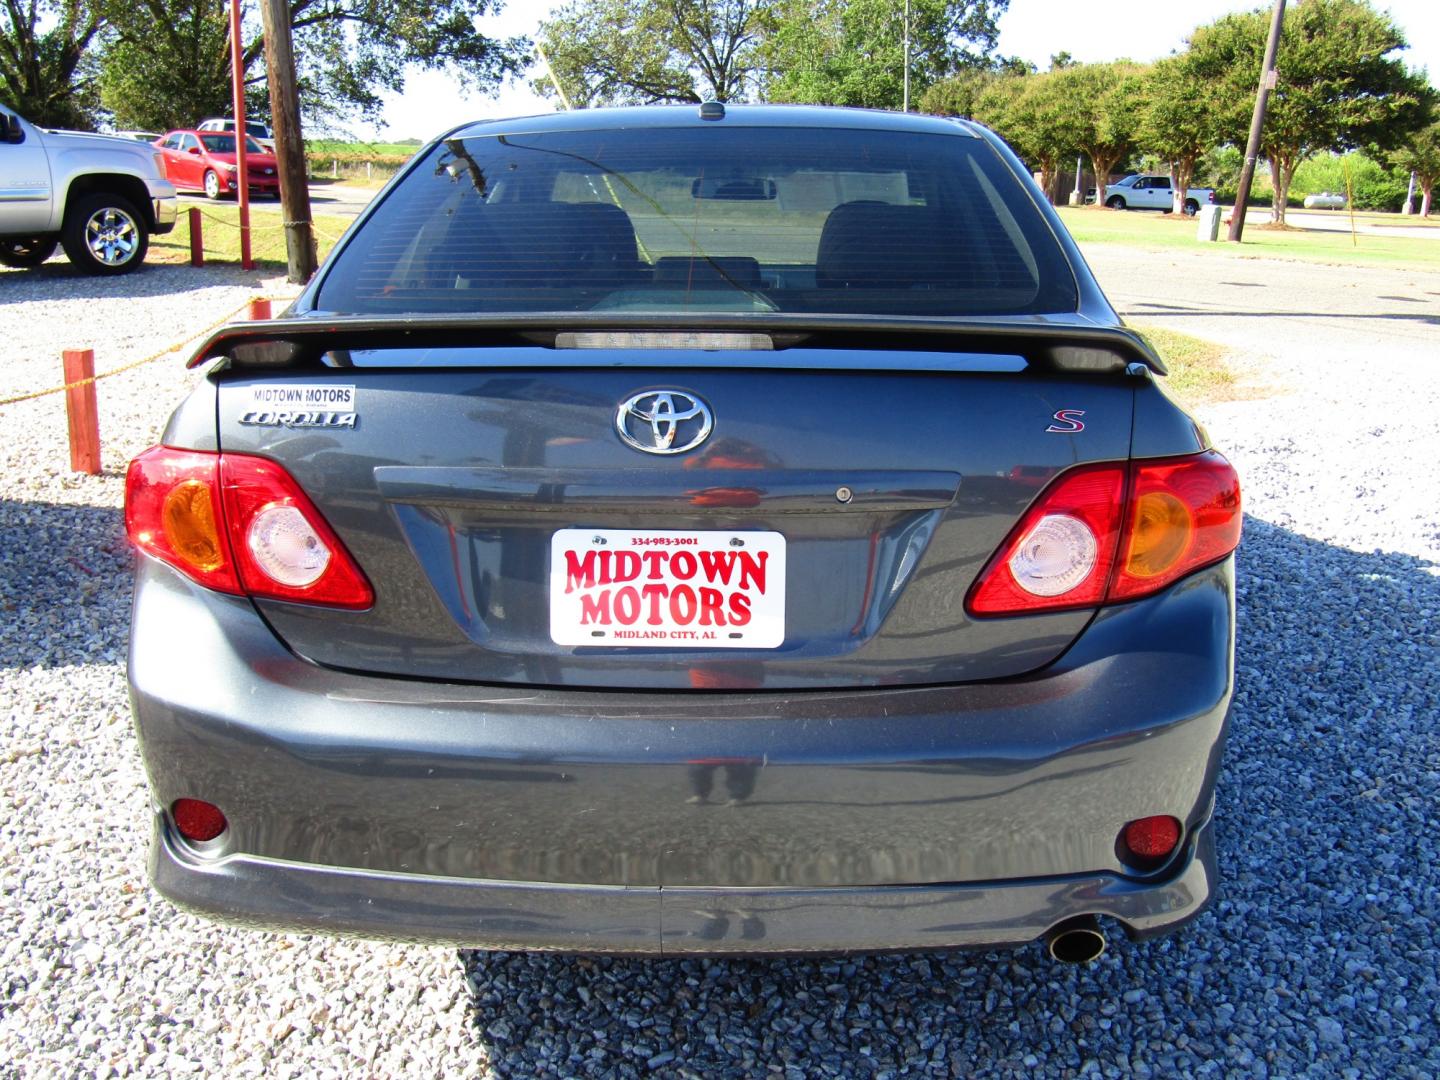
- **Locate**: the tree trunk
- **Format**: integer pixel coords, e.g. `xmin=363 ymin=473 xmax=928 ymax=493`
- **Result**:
xmin=1423 ymin=183 xmax=1433 ymax=218
xmin=1169 ymin=160 xmax=1195 ymax=216
xmin=1268 ymin=153 xmax=1295 ymax=226
xmin=1089 ymin=153 xmax=1118 ymax=207
xmin=1038 ymin=163 xmax=1057 ymax=204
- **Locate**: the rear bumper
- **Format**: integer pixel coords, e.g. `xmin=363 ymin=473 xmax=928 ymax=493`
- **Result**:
xmin=150 ymin=809 xmax=1216 ymax=953
xmin=129 ymin=557 xmax=1234 ymax=951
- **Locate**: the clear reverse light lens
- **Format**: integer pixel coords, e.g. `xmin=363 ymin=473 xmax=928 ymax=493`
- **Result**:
xmin=247 ymin=503 xmax=331 ymax=587
xmin=1007 ymin=513 xmax=1098 ymax=597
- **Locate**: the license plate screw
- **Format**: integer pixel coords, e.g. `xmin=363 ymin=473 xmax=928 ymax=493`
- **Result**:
xmin=729 ymin=537 xmax=745 ymax=547
xmin=835 ymin=486 xmax=853 ymax=504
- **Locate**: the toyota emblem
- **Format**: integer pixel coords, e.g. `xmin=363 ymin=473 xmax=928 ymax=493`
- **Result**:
xmin=615 ymin=390 xmax=713 ymax=455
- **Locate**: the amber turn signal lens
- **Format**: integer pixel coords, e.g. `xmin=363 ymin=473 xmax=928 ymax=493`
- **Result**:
xmin=1124 ymin=491 xmax=1192 ymax=579
xmin=161 ymin=479 xmax=224 ymax=572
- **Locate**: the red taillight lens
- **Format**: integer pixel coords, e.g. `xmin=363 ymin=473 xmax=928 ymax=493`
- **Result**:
xmin=125 ymin=446 xmax=373 ymax=609
xmin=1123 ymin=815 xmax=1182 ymax=860
xmin=966 ymin=451 xmax=1241 ymax=617
xmin=219 ymin=454 xmax=374 ymax=608
xmin=966 ymin=464 xmax=1127 ymax=615
xmin=172 ymin=798 xmax=227 ymax=842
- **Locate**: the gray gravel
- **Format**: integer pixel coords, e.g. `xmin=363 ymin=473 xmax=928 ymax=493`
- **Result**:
xmin=2 ymin=253 xmax=1439 ymax=1077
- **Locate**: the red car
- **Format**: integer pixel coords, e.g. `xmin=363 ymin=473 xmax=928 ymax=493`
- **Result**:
xmin=153 ymin=129 xmax=280 ymax=200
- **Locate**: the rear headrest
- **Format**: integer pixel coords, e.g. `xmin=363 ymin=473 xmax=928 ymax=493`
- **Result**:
xmin=816 ymin=201 xmax=960 ymax=289
xmin=443 ymin=201 xmax=644 ymax=288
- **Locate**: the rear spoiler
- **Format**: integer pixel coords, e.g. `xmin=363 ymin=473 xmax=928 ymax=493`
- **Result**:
xmin=186 ymin=314 xmax=1168 ymax=377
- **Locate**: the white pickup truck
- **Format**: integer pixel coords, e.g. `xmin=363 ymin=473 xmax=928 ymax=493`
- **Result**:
xmin=0 ymin=106 xmax=178 ymax=274
xmin=1098 ymin=174 xmax=1216 ymax=215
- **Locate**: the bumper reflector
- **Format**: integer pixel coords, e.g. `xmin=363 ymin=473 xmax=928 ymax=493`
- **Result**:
xmin=1123 ymin=815 xmax=1182 ymax=861
xmin=172 ymin=798 xmax=227 ymax=842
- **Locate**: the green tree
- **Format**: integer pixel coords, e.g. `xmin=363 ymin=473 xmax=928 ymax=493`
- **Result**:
xmin=0 ymin=0 xmax=105 ymax=128
xmin=97 ymin=0 xmax=528 ymax=131
xmin=534 ymin=0 xmax=772 ymax=106
xmin=1391 ymin=121 xmax=1440 ymax=216
xmin=917 ymin=65 xmax=993 ymax=118
xmin=1139 ymin=53 xmax=1220 ymax=215
xmin=764 ymin=0 xmax=1008 ymax=110
xmin=1050 ymin=61 xmax=1145 ymax=206
xmin=96 ymin=0 xmax=231 ymax=131
xmin=1188 ymin=0 xmax=1431 ymax=224
xmin=973 ymin=71 xmax=1077 ymax=202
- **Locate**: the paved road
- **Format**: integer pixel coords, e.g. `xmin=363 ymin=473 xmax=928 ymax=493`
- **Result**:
xmin=1275 ymin=210 xmax=1439 ymax=240
xmin=1086 ymin=243 xmax=1440 ymax=367
xmin=177 ymin=179 xmax=378 ymax=219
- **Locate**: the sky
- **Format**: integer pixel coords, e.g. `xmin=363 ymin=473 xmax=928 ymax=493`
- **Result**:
xmin=353 ymin=0 xmax=1440 ymax=142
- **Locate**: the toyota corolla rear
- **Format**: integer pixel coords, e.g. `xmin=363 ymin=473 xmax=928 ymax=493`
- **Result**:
xmin=126 ymin=106 xmax=1239 ymax=958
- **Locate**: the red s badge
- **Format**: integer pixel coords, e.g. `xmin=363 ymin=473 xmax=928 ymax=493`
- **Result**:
xmin=1046 ymin=409 xmax=1086 ymax=433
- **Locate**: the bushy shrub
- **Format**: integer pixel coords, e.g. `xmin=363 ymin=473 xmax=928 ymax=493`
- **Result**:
xmin=1291 ymin=153 xmax=1409 ymax=211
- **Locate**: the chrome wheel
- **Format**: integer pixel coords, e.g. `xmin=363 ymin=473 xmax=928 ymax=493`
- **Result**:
xmin=84 ymin=207 xmax=140 ymax=267
xmin=204 ymin=170 xmax=221 ymax=199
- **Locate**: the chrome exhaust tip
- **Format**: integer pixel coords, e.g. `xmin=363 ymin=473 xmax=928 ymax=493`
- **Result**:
xmin=1045 ymin=916 xmax=1107 ymax=964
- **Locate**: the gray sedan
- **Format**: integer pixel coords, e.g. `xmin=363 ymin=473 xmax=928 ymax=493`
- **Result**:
xmin=125 ymin=104 xmax=1240 ymax=962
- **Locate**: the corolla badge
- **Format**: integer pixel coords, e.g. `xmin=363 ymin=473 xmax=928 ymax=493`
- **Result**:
xmin=615 ymin=390 xmax=714 ymax=455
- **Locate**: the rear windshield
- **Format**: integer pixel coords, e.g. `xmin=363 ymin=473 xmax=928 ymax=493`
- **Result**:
xmin=316 ymin=124 xmax=1079 ymax=318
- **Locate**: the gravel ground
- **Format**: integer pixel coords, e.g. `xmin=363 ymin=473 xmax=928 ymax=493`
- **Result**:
xmin=1 ymin=254 xmax=1437 ymax=1078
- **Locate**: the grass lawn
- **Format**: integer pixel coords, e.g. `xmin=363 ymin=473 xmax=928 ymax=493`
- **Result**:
xmin=306 ymin=139 xmax=421 ymax=156
xmin=150 ymin=204 xmax=355 ymax=271
xmin=1129 ymin=323 xmax=1240 ymax=406
xmin=1057 ymin=206 xmax=1440 ymax=272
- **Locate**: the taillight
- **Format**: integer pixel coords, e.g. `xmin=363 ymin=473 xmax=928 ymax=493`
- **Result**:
xmin=125 ymin=446 xmax=373 ymax=609
xmin=967 ymin=464 xmax=1126 ymax=615
xmin=219 ymin=454 xmax=373 ymax=608
xmin=125 ymin=448 xmax=243 ymax=595
xmin=1208 ymin=191 xmax=1216 ymax=203
xmin=1109 ymin=451 xmax=1242 ymax=602
xmin=966 ymin=451 xmax=1240 ymax=617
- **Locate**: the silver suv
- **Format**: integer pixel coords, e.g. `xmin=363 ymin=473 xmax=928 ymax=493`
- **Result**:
xmin=0 ymin=107 xmax=178 ymax=274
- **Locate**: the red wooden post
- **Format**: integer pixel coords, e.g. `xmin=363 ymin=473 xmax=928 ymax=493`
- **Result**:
xmin=188 ymin=207 xmax=204 ymax=266
xmin=247 ymin=297 xmax=272 ymax=320
xmin=230 ymin=0 xmax=253 ymax=270
xmin=62 ymin=349 xmax=101 ymax=475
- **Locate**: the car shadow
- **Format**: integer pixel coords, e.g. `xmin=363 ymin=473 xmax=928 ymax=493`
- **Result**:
xmin=458 ymin=517 xmax=1440 ymax=1077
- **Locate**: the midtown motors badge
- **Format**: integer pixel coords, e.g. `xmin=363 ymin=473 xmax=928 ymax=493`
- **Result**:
xmin=240 ymin=383 xmax=357 ymax=428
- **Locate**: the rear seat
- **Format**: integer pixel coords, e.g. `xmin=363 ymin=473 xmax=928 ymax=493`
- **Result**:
xmin=816 ymin=201 xmax=965 ymax=290
xmin=651 ymin=256 xmax=761 ymax=289
xmin=442 ymin=201 xmax=647 ymax=291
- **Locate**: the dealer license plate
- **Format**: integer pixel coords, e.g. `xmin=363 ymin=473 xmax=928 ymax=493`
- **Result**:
xmin=550 ymin=529 xmax=786 ymax=648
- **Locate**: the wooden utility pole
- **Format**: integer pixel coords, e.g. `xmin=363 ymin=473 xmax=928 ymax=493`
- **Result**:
xmin=259 ymin=0 xmax=317 ymax=282
xmin=1228 ymin=0 xmax=1287 ymax=243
